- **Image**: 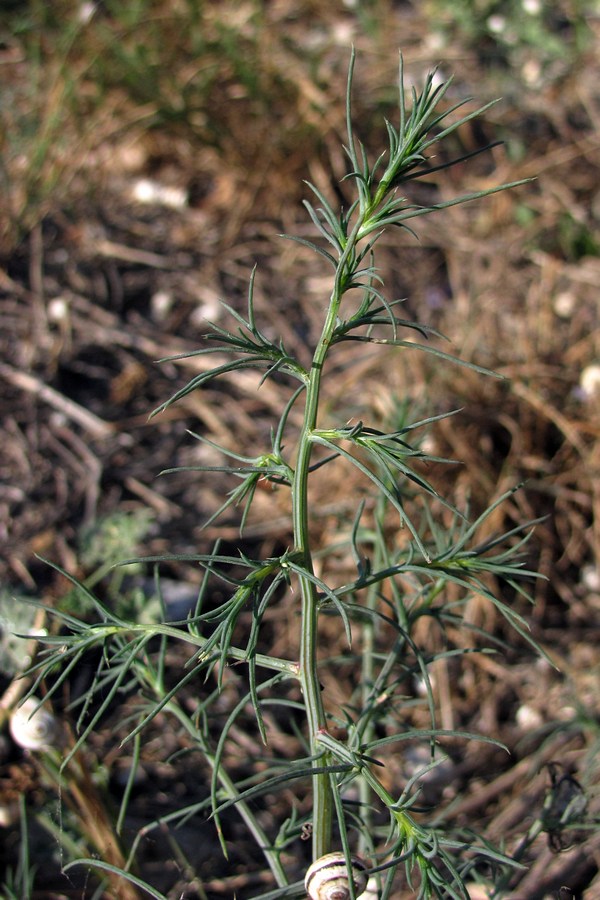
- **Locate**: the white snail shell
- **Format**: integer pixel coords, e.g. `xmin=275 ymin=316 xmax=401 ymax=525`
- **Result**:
xmin=305 ymin=852 xmax=369 ymax=900
xmin=9 ymin=697 xmax=59 ymax=751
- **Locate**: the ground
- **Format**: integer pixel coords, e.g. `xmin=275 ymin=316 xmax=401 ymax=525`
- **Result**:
xmin=1 ymin=2 xmax=599 ymax=898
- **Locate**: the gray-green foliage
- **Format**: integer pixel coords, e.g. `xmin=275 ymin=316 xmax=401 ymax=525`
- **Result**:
xmin=25 ymin=53 xmax=545 ymax=898
xmin=0 ymin=592 xmax=40 ymax=677
xmin=424 ymin=0 xmax=595 ymax=85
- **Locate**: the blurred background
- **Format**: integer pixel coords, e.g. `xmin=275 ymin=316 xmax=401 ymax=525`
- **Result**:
xmin=1 ymin=1 xmax=599 ymax=897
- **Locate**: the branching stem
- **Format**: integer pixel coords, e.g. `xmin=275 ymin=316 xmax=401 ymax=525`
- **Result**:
xmin=293 ymin=205 xmax=368 ymax=859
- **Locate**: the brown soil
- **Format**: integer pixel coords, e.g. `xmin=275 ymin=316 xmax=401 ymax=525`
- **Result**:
xmin=1 ymin=2 xmax=599 ymax=897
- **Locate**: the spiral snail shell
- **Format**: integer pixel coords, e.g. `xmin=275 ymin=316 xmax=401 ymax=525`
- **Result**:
xmin=9 ymin=697 xmax=59 ymax=751
xmin=305 ymin=852 xmax=368 ymax=900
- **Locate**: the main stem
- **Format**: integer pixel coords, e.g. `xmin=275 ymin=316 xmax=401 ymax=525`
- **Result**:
xmin=293 ymin=317 xmax=336 ymax=861
xmin=293 ymin=231 xmax=362 ymax=861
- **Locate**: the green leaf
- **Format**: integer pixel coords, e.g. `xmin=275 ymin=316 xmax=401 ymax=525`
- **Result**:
xmin=63 ymin=860 xmax=168 ymax=900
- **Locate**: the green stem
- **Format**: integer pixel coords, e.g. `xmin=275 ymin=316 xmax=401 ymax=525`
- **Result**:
xmin=293 ymin=223 xmax=365 ymax=860
xmin=293 ymin=322 xmax=335 ymax=860
xmin=81 ymin=622 xmax=297 ymax=674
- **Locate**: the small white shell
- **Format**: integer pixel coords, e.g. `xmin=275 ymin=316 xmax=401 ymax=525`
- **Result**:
xmin=305 ymin=852 xmax=368 ymax=900
xmin=361 ymin=876 xmax=379 ymax=900
xmin=9 ymin=697 xmax=59 ymax=751
xmin=580 ymin=364 xmax=600 ymax=401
